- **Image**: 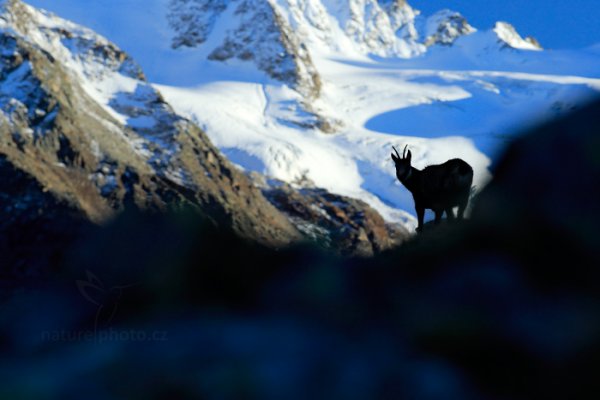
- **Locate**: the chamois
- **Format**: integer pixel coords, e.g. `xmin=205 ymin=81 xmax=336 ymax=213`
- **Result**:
xmin=391 ymin=145 xmax=473 ymax=232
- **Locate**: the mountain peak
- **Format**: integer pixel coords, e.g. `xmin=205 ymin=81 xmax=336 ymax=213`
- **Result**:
xmin=0 ymin=0 xmax=305 ymax=247
xmin=166 ymin=1 xmax=546 ymax=98
xmin=422 ymin=9 xmax=476 ymax=47
xmin=167 ymin=0 xmax=427 ymax=79
xmin=493 ymin=21 xmax=542 ymax=51
xmin=169 ymin=0 xmax=322 ymax=99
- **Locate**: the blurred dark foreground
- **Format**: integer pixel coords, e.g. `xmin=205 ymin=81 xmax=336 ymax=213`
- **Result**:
xmin=1 ymin=100 xmax=599 ymax=400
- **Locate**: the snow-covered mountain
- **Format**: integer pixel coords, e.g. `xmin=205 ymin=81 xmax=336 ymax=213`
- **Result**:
xmin=0 ymin=0 xmax=409 ymax=261
xmin=160 ymin=0 xmax=600 ymax=228
xmin=166 ymin=1 xmax=545 ymax=91
xmin=0 ymin=0 xmax=306 ymax=247
xmin=11 ymin=0 xmax=600 ymax=234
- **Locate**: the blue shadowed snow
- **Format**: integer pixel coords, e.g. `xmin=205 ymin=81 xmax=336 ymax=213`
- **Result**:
xmin=222 ymin=148 xmax=267 ymax=173
xmin=366 ymin=75 xmax=599 ymax=159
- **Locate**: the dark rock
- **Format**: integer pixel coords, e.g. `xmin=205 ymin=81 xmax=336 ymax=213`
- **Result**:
xmin=1 ymin=99 xmax=600 ymax=399
xmin=261 ymin=180 xmax=409 ymax=256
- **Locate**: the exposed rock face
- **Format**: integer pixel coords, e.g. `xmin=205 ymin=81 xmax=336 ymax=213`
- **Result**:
xmin=166 ymin=0 xmax=425 ymax=133
xmin=493 ymin=21 xmax=543 ymax=50
xmin=168 ymin=0 xmax=228 ymax=48
xmin=169 ymin=0 xmax=321 ymax=100
xmin=165 ymin=1 xmax=541 ymax=138
xmin=0 ymin=0 xmax=301 ymax=251
xmin=330 ymin=0 xmax=424 ymax=56
xmin=166 ymin=0 xmax=428 ymax=98
xmin=422 ymin=9 xmax=475 ymax=47
xmin=0 ymin=0 xmax=405 ymax=272
xmin=167 ymin=0 xmax=542 ymax=87
xmin=260 ymin=179 xmax=409 ymax=256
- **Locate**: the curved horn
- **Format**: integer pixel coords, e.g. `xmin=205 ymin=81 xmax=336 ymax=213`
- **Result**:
xmin=403 ymin=145 xmax=408 ymax=158
xmin=392 ymin=146 xmax=401 ymax=159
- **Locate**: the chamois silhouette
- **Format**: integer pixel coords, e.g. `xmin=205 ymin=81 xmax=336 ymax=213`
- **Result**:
xmin=391 ymin=145 xmax=473 ymax=232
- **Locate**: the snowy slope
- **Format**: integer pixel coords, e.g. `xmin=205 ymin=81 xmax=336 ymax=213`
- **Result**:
xmin=0 ymin=0 xmax=186 ymax=180
xmin=0 ymin=0 xmax=311 ymax=247
xmin=24 ymin=0 xmax=600 ymax=230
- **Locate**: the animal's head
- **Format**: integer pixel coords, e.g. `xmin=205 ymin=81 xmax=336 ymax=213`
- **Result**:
xmin=391 ymin=145 xmax=412 ymax=178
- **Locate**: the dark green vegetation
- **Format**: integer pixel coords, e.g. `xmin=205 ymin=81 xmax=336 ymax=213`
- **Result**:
xmin=1 ymin=97 xmax=599 ymax=398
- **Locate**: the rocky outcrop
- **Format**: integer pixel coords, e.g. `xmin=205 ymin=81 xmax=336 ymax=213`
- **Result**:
xmin=0 ymin=0 xmax=406 ymax=274
xmin=168 ymin=0 xmax=330 ymax=129
xmin=165 ymin=0 xmax=542 ymax=138
xmin=0 ymin=0 xmax=301 ymax=250
xmin=166 ymin=0 xmax=428 ymax=99
xmin=169 ymin=0 xmax=321 ymax=100
xmin=422 ymin=9 xmax=475 ymax=47
xmin=259 ymin=179 xmax=409 ymax=257
xmin=493 ymin=21 xmax=543 ymax=50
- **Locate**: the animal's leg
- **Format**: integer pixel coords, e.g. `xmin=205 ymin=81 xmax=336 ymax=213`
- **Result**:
xmin=434 ymin=209 xmax=443 ymax=225
xmin=445 ymin=207 xmax=455 ymax=221
xmin=457 ymin=199 xmax=468 ymax=219
xmin=416 ymin=205 xmax=425 ymax=233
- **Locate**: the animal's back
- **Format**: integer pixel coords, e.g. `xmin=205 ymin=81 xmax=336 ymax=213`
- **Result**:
xmin=445 ymin=158 xmax=473 ymax=187
xmin=422 ymin=158 xmax=473 ymax=200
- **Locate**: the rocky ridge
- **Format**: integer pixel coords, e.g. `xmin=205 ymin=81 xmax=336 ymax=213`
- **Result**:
xmin=420 ymin=9 xmax=475 ymax=47
xmin=167 ymin=0 xmax=542 ymax=101
xmin=254 ymin=175 xmax=408 ymax=257
xmin=0 ymin=0 xmax=404 ymax=272
xmin=169 ymin=0 xmax=322 ymax=100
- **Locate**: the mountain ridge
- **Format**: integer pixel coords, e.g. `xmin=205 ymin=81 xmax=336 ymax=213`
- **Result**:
xmin=167 ymin=0 xmax=545 ymax=93
xmin=156 ymin=0 xmax=598 ymax=229
xmin=4 ymin=0 xmax=600 ymax=241
xmin=0 ymin=0 xmax=408 ymax=267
